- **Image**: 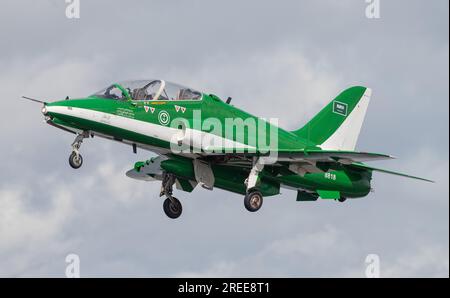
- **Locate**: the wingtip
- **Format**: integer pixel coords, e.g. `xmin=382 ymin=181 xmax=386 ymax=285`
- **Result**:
xmin=364 ymin=87 xmax=373 ymax=97
xmin=409 ymin=176 xmax=434 ymax=183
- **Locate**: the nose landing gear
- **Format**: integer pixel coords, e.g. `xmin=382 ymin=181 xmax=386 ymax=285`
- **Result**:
xmin=160 ymin=173 xmax=183 ymax=219
xmin=68 ymin=131 xmax=90 ymax=169
xmin=69 ymin=152 xmax=83 ymax=169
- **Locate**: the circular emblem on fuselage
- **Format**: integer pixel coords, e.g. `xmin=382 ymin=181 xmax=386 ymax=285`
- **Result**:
xmin=158 ymin=110 xmax=170 ymax=126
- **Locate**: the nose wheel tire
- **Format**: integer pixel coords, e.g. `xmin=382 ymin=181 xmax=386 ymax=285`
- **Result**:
xmin=244 ymin=190 xmax=263 ymax=212
xmin=69 ymin=152 xmax=83 ymax=169
xmin=163 ymin=197 xmax=182 ymax=219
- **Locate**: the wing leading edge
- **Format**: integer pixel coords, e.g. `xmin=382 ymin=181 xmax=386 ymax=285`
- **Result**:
xmin=203 ymin=148 xmax=394 ymax=163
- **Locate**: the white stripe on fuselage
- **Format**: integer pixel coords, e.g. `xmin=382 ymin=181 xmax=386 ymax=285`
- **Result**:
xmin=46 ymin=106 xmax=255 ymax=152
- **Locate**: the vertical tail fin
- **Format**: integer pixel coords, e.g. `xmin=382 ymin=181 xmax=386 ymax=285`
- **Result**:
xmin=292 ymin=86 xmax=372 ymax=151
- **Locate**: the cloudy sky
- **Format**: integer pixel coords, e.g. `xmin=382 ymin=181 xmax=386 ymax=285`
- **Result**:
xmin=0 ymin=0 xmax=448 ymax=277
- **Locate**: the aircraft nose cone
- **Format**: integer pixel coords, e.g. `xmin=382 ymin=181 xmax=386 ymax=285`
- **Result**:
xmin=44 ymin=102 xmax=69 ymax=117
xmin=41 ymin=104 xmax=48 ymax=116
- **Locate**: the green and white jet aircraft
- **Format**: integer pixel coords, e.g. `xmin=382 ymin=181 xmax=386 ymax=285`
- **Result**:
xmin=25 ymin=79 xmax=433 ymax=219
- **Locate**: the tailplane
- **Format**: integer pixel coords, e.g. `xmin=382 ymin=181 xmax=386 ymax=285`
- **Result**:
xmin=349 ymin=163 xmax=434 ymax=183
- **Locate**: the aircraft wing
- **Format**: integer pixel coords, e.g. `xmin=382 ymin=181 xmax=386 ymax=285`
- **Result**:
xmin=205 ymin=148 xmax=394 ymax=163
xmin=348 ymin=163 xmax=434 ymax=183
xmin=205 ymin=148 xmax=433 ymax=182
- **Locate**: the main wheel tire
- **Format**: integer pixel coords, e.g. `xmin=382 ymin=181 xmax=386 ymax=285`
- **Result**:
xmin=244 ymin=190 xmax=263 ymax=212
xmin=338 ymin=197 xmax=347 ymax=203
xmin=163 ymin=197 xmax=182 ymax=219
xmin=69 ymin=152 xmax=83 ymax=169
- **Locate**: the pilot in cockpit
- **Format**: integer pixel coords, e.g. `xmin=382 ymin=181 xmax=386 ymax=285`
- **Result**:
xmin=131 ymin=88 xmax=147 ymax=100
xmin=104 ymin=85 xmax=125 ymax=100
xmin=126 ymin=80 xmax=202 ymax=101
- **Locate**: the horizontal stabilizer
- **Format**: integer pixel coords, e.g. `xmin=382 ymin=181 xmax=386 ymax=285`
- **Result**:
xmin=275 ymin=149 xmax=394 ymax=163
xmin=350 ymin=163 xmax=434 ymax=183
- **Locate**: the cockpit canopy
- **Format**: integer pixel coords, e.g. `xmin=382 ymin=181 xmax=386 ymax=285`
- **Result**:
xmin=93 ymin=80 xmax=203 ymax=101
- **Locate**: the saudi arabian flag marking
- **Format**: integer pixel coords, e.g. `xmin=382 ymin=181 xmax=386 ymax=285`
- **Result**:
xmin=333 ymin=101 xmax=348 ymax=116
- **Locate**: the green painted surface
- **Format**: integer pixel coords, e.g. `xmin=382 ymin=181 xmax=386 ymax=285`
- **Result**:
xmin=296 ymin=191 xmax=318 ymax=202
xmin=292 ymin=86 xmax=366 ymax=145
xmin=46 ymin=94 xmax=317 ymax=152
xmin=41 ymin=82 xmax=429 ymax=202
xmin=317 ymin=190 xmax=341 ymax=200
xmin=176 ymin=178 xmax=195 ymax=193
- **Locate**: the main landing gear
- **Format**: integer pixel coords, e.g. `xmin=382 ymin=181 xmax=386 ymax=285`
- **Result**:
xmin=243 ymin=157 xmax=265 ymax=213
xmin=68 ymin=131 xmax=89 ymax=169
xmin=160 ymin=173 xmax=182 ymax=219
xmin=244 ymin=189 xmax=263 ymax=212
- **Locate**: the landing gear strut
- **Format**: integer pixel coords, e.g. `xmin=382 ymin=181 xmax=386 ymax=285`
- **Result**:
xmin=160 ymin=173 xmax=182 ymax=219
xmin=69 ymin=131 xmax=89 ymax=169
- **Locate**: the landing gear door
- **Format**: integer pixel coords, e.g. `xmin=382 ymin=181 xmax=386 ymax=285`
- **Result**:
xmin=193 ymin=159 xmax=215 ymax=190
